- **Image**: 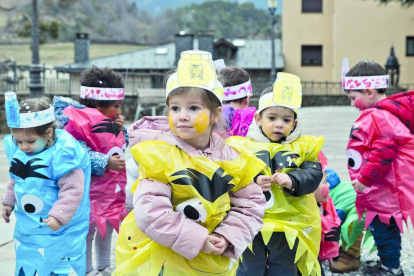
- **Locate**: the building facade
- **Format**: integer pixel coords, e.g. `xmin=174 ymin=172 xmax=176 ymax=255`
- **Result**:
xmin=282 ymin=0 xmax=414 ymax=84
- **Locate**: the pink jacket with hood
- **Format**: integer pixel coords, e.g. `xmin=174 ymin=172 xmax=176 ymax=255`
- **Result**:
xmin=128 ymin=116 xmax=266 ymax=260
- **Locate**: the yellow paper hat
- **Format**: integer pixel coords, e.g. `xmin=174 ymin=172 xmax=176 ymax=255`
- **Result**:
xmin=272 ymin=73 xmax=302 ymax=110
xmin=257 ymin=72 xmax=302 ymax=113
xmin=166 ymin=50 xmax=224 ymax=103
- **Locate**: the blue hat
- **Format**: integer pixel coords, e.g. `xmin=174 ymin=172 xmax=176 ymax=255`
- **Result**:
xmin=326 ymin=168 xmax=341 ymax=190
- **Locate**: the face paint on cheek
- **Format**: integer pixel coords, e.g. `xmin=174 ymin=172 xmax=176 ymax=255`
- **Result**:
xmin=108 ymin=109 xmax=117 ymax=120
xmin=354 ymin=98 xmax=366 ymax=110
xmin=322 ymin=185 xmax=329 ymax=199
xmin=194 ymin=111 xmax=209 ymax=133
xmin=32 ymin=138 xmax=47 ymax=154
xmin=168 ymin=114 xmax=177 ymax=133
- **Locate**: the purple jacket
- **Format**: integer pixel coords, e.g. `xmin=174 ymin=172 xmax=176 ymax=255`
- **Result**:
xmin=128 ymin=116 xmax=265 ymax=260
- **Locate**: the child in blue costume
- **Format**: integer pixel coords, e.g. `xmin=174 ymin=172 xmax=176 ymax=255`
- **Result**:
xmin=1 ymin=96 xmax=91 ymax=276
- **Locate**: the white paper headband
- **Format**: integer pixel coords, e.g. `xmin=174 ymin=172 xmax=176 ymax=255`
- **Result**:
xmin=80 ymin=86 xmax=125 ymax=100
xmin=342 ymin=75 xmax=389 ymax=90
xmin=223 ymin=79 xmax=252 ymax=101
xmin=18 ymin=106 xmax=55 ymax=128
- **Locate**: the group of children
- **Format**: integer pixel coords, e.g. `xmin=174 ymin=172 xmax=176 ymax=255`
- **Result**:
xmin=2 ymin=50 xmax=413 ymax=276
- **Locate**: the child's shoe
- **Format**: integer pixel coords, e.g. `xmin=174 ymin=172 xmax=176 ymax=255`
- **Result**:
xmin=362 ymin=261 xmax=404 ymax=276
xmin=86 ymin=269 xmax=103 ymax=276
xmin=378 ymin=263 xmax=404 ymax=276
xmin=330 ymin=252 xmax=359 ymax=272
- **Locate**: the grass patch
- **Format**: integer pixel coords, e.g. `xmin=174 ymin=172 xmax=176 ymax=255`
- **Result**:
xmin=0 ymin=43 xmax=148 ymax=66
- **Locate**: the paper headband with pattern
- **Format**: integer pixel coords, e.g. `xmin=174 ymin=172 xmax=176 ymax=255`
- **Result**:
xmin=223 ymin=80 xmax=252 ymax=101
xmin=342 ymin=75 xmax=389 ymax=90
xmin=80 ymin=86 xmax=125 ymax=100
xmin=18 ymin=106 xmax=55 ymax=128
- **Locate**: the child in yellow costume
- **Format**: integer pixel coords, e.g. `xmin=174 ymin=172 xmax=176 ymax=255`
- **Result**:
xmin=228 ymin=73 xmax=324 ymax=276
xmin=114 ymin=50 xmax=266 ymax=276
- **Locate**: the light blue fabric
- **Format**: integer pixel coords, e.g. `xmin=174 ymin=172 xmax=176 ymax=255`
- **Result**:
xmin=5 ymin=129 xmax=91 ymax=276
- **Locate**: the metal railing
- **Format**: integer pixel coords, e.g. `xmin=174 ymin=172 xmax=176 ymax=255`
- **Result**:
xmin=1 ymin=68 xmax=414 ymax=96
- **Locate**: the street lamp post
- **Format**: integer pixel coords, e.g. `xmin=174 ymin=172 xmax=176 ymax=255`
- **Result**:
xmin=28 ymin=0 xmax=44 ymax=97
xmin=267 ymin=0 xmax=277 ymax=82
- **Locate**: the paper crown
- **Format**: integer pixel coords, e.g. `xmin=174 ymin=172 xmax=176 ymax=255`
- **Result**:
xmin=4 ymin=92 xmax=55 ymax=128
xmin=341 ymin=58 xmax=389 ymax=90
xmin=257 ymin=73 xmax=302 ymax=113
xmin=80 ymin=86 xmax=124 ymax=100
xmin=166 ymin=50 xmax=224 ymax=103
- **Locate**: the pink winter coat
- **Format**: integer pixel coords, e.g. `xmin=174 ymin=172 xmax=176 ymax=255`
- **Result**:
xmin=347 ymin=91 xmax=414 ymax=231
xmin=127 ymin=116 xmax=266 ymax=260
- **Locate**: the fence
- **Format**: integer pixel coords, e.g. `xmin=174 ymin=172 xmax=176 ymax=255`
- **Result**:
xmin=0 ymin=71 xmax=165 ymax=96
xmin=1 ymin=65 xmax=413 ymax=96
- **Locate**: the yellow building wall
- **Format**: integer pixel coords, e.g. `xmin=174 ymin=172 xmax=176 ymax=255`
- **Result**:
xmin=283 ymin=0 xmax=414 ymax=84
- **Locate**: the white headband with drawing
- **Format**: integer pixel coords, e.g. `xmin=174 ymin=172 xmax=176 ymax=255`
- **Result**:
xmin=341 ymin=58 xmax=389 ymax=90
xmin=80 ymin=86 xmax=125 ymax=100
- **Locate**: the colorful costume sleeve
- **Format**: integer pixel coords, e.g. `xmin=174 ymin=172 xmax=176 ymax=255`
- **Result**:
xmin=77 ymin=140 xmax=109 ymax=176
xmin=287 ymin=161 xmax=323 ymax=196
xmin=1 ymin=179 xmax=16 ymax=207
xmin=48 ymin=169 xmax=85 ymax=226
xmin=358 ymin=135 xmax=396 ymax=187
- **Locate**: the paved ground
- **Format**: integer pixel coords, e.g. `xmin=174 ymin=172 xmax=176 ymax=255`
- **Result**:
xmin=1 ymin=106 xmax=413 ymax=275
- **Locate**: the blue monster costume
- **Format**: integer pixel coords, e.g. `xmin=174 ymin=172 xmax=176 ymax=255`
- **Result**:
xmin=5 ymin=129 xmax=91 ymax=276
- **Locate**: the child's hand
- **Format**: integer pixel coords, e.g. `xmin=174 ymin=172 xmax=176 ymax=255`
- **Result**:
xmin=272 ymin=173 xmax=293 ymax=190
xmin=256 ymin=175 xmax=272 ymax=192
xmin=2 ymin=205 xmax=14 ymax=223
xmin=210 ymin=233 xmax=229 ymax=254
xmin=352 ymin=179 xmax=367 ymax=193
xmin=116 ymin=114 xmax=125 ymax=128
xmin=43 ymin=217 xmax=62 ymax=231
xmin=107 ymin=155 xmax=125 ymax=171
xmin=200 ymin=235 xmax=222 ymax=254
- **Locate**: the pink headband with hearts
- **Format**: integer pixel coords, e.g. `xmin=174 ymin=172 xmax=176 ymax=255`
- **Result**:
xmin=80 ymin=86 xmax=125 ymax=100
xmin=342 ymin=75 xmax=388 ymax=90
xmin=223 ymin=80 xmax=253 ymax=101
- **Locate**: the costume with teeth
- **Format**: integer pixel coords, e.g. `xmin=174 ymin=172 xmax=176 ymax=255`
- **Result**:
xmin=5 ymin=130 xmax=91 ymax=276
xmin=115 ymin=51 xmax=266 ymax=276
xmin=232 ymin=73 xmax=324 ymax=276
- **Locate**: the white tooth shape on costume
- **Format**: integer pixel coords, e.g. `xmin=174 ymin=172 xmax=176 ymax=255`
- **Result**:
xmin=228 ymin=258 xmax=237 ymax=270
xmin=303 ymin=226 xmax=313 ymax=239
xmin=38 ymin=248 xmax=45 ymax=257
xmin=115 ymin=184 xmax=121 ymax=193
xmin=15 ymin=239 xmax=21 ymax=250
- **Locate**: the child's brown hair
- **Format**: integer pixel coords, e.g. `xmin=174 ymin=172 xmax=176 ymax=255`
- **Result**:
xmin=220 ymin=67 xmax=250 ymax=105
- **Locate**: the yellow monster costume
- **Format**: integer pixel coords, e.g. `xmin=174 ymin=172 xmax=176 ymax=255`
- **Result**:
xmin=230 ymin=72 xmax=324 ymax=276
xmin=114 ymin=141 xmax=265 ymax=276
xmin=227 ymin=136 xmax=324 ymax=276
